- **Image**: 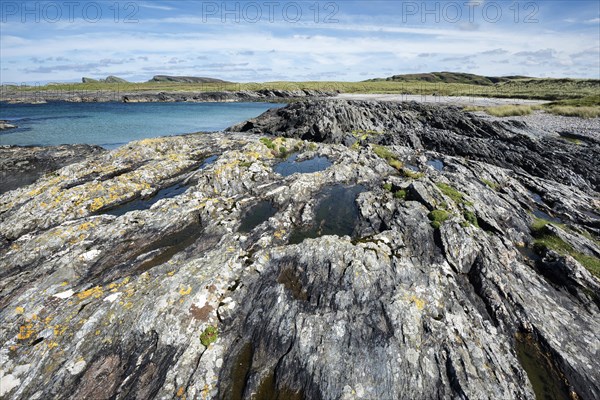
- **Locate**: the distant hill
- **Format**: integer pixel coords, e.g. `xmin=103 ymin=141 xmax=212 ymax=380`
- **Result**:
xmin=149 ymin=75 xmax=232 ymax=84
xmin=82 ymin=76 xmax=129 ymax=84
xmin=368 ymin=72 xmax=531 ymax=86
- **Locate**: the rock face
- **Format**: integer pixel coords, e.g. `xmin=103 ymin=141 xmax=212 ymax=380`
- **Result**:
xmin=0 ymin=144 xmax=106 ymax=195
xmin=0 ymin=103 xmax=599 ymax=399
xmin=228 ymin=100 xmax=600 ymax=192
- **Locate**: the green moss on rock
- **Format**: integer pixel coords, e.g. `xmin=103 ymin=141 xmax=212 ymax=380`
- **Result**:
xmin=428 ymin=209 xmax=451 ymax=229
xmin=200 ymin=325 xmax=218 ymax=347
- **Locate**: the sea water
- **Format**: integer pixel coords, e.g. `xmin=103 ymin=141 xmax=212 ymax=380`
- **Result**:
xmin=0 ymin=101 xmax=284 ymax=148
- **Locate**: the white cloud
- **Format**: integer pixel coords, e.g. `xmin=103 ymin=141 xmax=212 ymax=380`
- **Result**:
xmin=1 ymin=4 xmax=599 ymax=83
xmin=138 ymin=3 xmax=175 ymax=11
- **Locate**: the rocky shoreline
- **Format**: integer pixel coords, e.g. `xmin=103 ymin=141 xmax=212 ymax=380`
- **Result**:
xmin=0 ymin=100 xmax=598 ymax=399
xmin=0 ymin=144 xmax=105 ymax=195
xmin=229 ymin=100 xmax=600 ymax=192
xmin=0 ymin=89 xmax=336 ymax=104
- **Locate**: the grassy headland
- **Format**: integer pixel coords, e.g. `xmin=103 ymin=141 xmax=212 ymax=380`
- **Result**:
xmin=3 ymin=74 xmax=599 ymax=101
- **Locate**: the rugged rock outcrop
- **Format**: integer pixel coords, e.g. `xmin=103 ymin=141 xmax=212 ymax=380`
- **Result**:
xmin=82 ymin=76 xmax=129 ymax=84
xmin=121 ymin=89 xmax=334 ymax=103
xmin=228 ymin=100 xmax=600 ymax=192
xmin=0 ymin=118 xmax=599 ymax=399
xmin=0 ymin=144 xmax=106 ymax=195
xmin=0 ymin=90 xmax=335 ymax=104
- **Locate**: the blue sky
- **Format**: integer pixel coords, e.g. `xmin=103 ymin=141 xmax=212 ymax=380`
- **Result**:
xmin=1 ymin=0 xmax=599 ymax=83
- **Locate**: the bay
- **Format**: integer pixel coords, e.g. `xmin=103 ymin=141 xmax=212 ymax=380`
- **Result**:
xmin=0 ymin=101 xmax=283 ymax=148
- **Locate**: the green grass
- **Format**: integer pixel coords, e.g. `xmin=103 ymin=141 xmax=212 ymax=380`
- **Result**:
xmin=436 ymin=182 xmax=472 ymax=206
xmin=200 ymin=326 xmax=218 ymax=347
xmin=402 ymin=169 xmax=424 ymax=179
xmin=260 ymin=137 xmax=275 ymax=150
xmin=464 ymin=94 xmax=600 ymax=118
xmin=428 ymin=210 xmax=451 ymax=229
xmin=394 ymin=189 xmax=407 ymax=200
xmin=464 ymin=104 xmax=538 ymax=117
xmin=5 ymin=78 xmax=598 ymax=100
xmin=462 ymin=106 xmax=484 ymax=112
xmin=545 ymin=106 xmax=600 ymax=118
xmin=571 ymin=254 xmax=600 ymax=277
xmin=463 ymin=210 xmax=479 ymax=228
xmin=372 ymin=145 xmax=396 ymax=160
xmin=486 ymin=105 xmax=537 ymax=117
xmin=260 ymin=137 xmax=289 ymax=157
xmin=530 ymin=216 xmax=567 ymax=233
xmin=352 ymin=129 xmax=383 ymax=140
xmin=382 ymin=183 xmax=407 ymax=200
xmin=547 ymin=94 xmax=600 ymax=107
xmin=531 ymin=217 xmax=600 ymax=278
xmin=543 ymin=96 xmax=600 ymax=118
xmin=372 ymin=145 xmax=403 ymax=171
xmin=435 ymin=183 xmax=480 ymax=228
xmin=388 ymin=159 xmax=404 ymax=170
xmin=533 ymin=232 xmax=600 ymax=278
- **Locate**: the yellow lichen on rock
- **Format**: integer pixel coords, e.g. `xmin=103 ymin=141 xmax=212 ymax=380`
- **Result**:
xmin=179 ymin=286 xmax=192 ymax=296
xmin=201 ymin=383 xmax=211 ymax=399
xmin=27 ymin=176 xmax=63 ymax=198
xmin=69 ymin=233 xmax=87 ymax=245
xmin=17 ymin=322 xmax=35 ymax=340
xmin=78 ymin=221 xmax=97 ymax=232
xmin=248 ymin=150 xmax=262 ymax=159
xmin=406 ymin=294 xmax=426 ymax=311
xmin=89 ymin=197 xmax=106 ymax=212
xmin=76 ymin=286 xmax=104 ymax=300
xmin=53 ymin=324 xmax=67 ymax=337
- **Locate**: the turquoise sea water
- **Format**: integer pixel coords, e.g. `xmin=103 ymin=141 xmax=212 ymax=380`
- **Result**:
xmin=0 ymin=102 xmax=284 ymax=148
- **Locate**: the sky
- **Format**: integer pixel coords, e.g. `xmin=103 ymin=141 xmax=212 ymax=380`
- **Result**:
xmin=1 ymin=0 xmax=599 ymax=83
